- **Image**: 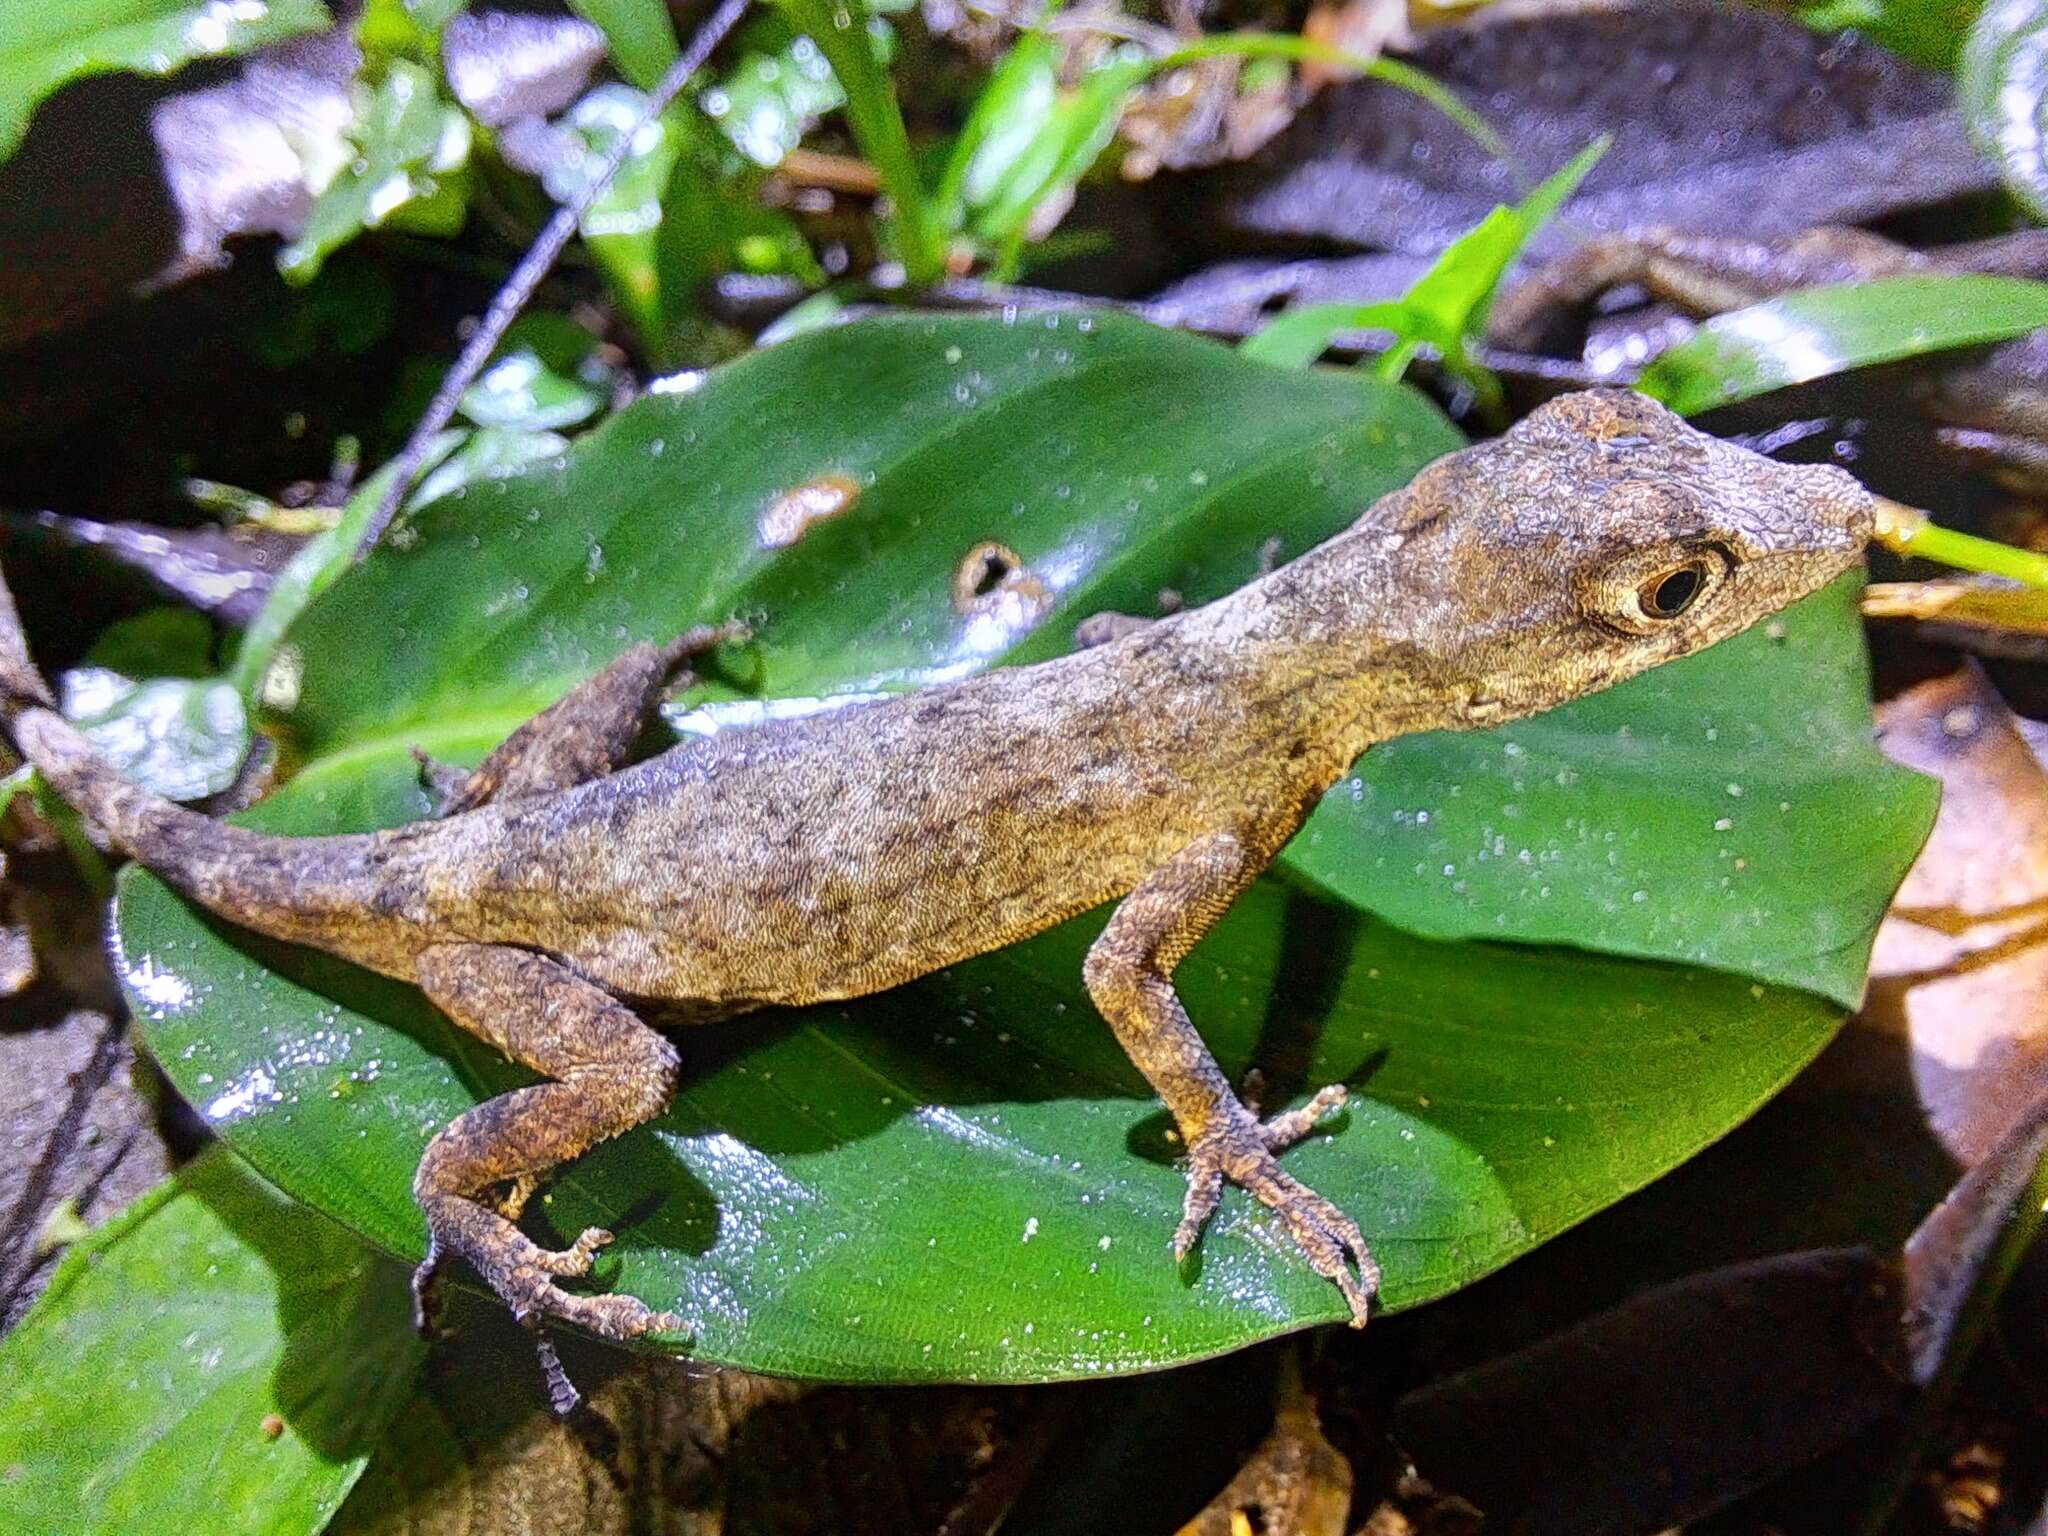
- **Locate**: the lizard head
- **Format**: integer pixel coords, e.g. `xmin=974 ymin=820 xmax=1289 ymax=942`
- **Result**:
xmin=1378 ymin=388 xmax=1873 ymax=727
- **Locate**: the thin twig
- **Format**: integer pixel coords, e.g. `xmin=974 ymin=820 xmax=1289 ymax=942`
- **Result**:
xmin=354 ymin=0 xmax=753 ymax=560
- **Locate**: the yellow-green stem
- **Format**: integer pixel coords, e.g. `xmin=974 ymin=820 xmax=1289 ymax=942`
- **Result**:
xmin=1873 ymin=499 xmax=2048 ymax=588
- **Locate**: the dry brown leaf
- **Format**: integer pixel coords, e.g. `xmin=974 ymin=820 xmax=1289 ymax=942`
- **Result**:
xmin=1868 ymin=665 xmax=2048 ymax=1165
xmin=1300 ymin=0 xmax=1414 ymax=89
xmin=1864 ymin=580 xmax=2048 ymax=661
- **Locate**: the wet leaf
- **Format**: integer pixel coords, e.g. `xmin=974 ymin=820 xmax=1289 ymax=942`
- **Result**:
xmin=116 ymin=313 xmax=1930 ymax=1381
xmin=62 ymin=672 xmax=249 ymax=803
xmin=1637 ymin=276 xmax=2048 ymax=417
xmin=0 ymin=0 xmax=331 ymax=164
xmin=0 ymin=1148 xmax=421 ymax=1535
xmin=1289 ymin=575 xmax=1923 ymax=1009
xmin=1963 ymin=0 xmax=2048 ymax=221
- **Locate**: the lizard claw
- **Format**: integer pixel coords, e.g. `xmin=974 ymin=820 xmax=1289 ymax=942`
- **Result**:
xmin=1172 ymin=1084 xmax=1379 ymax=1327
xmin=416 ymin=1198 xmax=690 ymax=1351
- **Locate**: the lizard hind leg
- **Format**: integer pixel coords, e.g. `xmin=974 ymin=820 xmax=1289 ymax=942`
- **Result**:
xmin=423 ymin=622 xmax=743 ymax=815
xmin=410 ymin=943 xmax=689 ymax=1391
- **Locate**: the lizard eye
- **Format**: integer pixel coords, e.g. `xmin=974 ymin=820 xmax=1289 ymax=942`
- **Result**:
xmin=1638 ymin=560 xmax=1710 ymax=619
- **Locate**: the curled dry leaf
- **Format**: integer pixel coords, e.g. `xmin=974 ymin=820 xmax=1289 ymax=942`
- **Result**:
xmin=1865 ymin=580 xmax=2048 ymax=662
xmin=1870 ymin=665 xmax=2048 ymax=1166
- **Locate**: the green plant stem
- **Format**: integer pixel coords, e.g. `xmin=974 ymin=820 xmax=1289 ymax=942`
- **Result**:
xmin=1149 ymin=33 xmax=1512 ymax=169
xmin=1875 ymin=498 xmax=2048 ymax=588
xmin=776 ymin=0 xmax=947 ymax=286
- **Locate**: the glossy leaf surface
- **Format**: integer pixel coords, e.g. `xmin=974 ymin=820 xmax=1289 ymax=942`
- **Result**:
xmin=0 ymin=1149 xmax=420 ymax=1533
xmin=0 ymin=0 xmax=328 ymax=162
xmin=1636 ymin=276 xmax=2048 ymax=417
xmin=117 ymin=313 xmax=1932 ymax=1380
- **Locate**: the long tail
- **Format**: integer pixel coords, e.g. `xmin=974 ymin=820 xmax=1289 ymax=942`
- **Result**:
xmin=0 ymin=564 xmax=399 ymax=968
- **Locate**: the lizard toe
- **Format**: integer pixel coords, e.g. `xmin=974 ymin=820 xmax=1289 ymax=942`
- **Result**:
xmin=532 ymin=1226 xmax=613 ymax=1277
xmin=512 ymin=1281 xmax=686 ymax=1343
xmin=1259 ymin=1083 xmax=1349 ymax=1151
xmin=1174 ymin=1100 xmax=1379 ymax=1325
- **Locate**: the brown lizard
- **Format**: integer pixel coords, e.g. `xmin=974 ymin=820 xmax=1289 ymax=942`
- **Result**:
xmin=0 ymin=388 xmax=1871 ymax=1381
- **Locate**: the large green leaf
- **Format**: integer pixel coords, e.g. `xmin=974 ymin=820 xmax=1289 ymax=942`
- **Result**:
xmin=1636 ymin=276 xmax=2048 ymax=417
xmin=115 ymin=313 xmax=1933 ymax=1381
xmin=1288 ymin=576 xmax=1917 ymax=1009
xmin=0 ymin=1148 xmax=420 ymax=1534
xmin=0 ymin=0 xmax=330 ymax=164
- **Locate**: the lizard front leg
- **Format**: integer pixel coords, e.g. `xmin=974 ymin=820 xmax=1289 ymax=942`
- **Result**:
xmin=410 ymin=943 xmax=686 ymax=1363
xmin=1082 ymin=832 xmax=1379 ymax=1325
xmin=421 ymin=622 xmax=744 ymax=815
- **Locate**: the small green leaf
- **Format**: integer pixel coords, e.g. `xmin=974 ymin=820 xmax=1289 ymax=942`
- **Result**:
xmin=774 ymin=0 xmax=944 ymax=283
xmin=64 ymin=609 xmax=249 ymax=804
xmin=114 ymin=313 xmax=1931 ymax=1380
xmin=460 ymin=348 xmax=606 ymax=432
xmin=935 ymin=31 xmax=1061 ymax=230
xmin=1244 ymin=138 xmax=1606 ymax=377
xmin=0 ymin=0 xmax=330 ymax=164
xmin=413 ymin=428 xmax=570 ymax=506
xmin=706 ymin=29 xmax=845 ymax=167
xmin=358 ymin=0 xmax=467 ymax=60
xmin=1963 ymin=0 xmax=2048 ymax=219
xmin=546 ymin=84 xmax=683 ymax=350
xmin=972 ymin=60 xmax=1145 ymax=271
xmin=279 ymin=60 xmax=471 ymax=285
xmin=61 ymin=673 xmax=249 ymax=802
xmin=568 ymin=0 xmax=678 ymax=91
xmin=0 ymin=1149 xmax=421 ymax=1535
xmin=1240 ymin=301 xmax=1414 ymax=369
xmin=83 ymin=608 xmax=218 ymax=680
xmin=1637 ymin=275 xmax=2048 ymax=416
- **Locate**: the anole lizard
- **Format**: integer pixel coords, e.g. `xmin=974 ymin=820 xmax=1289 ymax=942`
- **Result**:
xmin=0 ymin=388 xmax=1871 ymax=1391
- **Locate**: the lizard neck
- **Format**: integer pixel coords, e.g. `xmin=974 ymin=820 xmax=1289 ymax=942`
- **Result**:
xmin=1172 ymin=516 xmax=1483 ymax=766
